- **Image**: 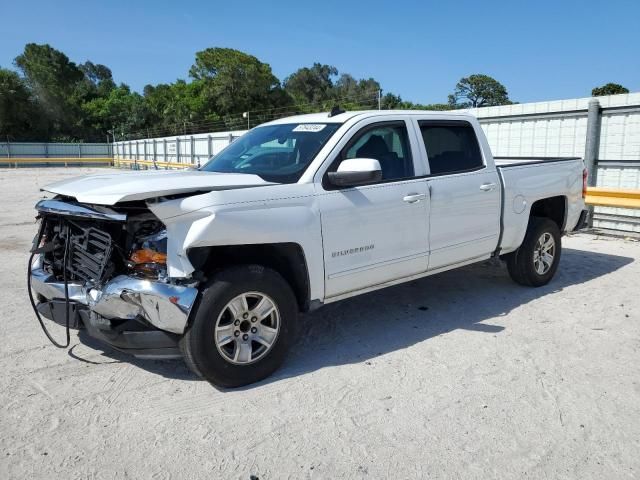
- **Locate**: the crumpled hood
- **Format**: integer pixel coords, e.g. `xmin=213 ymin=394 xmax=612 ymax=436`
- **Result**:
xmin=41 ymin=169 xmax=273 ymax=205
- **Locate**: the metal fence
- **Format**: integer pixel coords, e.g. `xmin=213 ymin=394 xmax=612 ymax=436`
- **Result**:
xmin=111 ymin=93 xmax=640 ymax=233
xmin=471 ymin=92 xmax=640 ymax=233
xmin=112 ymin=131 xmax=246 ymax=167
xmin=0 ymin=142 xmax=112 ymax=158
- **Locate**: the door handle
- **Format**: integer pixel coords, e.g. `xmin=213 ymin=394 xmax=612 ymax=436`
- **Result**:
xmin=479 ymin=183 xmax=497 ymax=191
xmin=403 ymin=193 xmax=427 ymax=203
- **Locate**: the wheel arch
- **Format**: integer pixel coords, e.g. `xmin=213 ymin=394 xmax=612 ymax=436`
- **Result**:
xmin=187 ymin=242 xmax=311 ymax=312
xmin=529 ymin=195 xmax=567 ymax=231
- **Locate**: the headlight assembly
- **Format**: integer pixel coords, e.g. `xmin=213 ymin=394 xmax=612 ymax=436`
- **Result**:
xmin=127 ymin=229 xmax=168 ymax=279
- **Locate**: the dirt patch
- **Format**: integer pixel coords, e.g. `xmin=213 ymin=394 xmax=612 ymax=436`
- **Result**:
xmin=1 ymin=168 xmax=639 ymax=479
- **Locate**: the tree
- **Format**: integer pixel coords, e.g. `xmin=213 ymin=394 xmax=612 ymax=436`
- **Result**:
xmin=333 ymin=74 xmax=381 ymax=109
xmin=283 ymin=63 xmax=337 ymax=106
xmin=8 ymin=42 xmax=521 ymax=141
xmin=448 ymin=74 xmax=511 ymax=108
xmin=189 ymin=47 xmax=283 ymax=116
xmin=0 ymin=68 xmax=46 ymax=140
xmin=12 ymin=43 xmax=158 ymax=140
xmin=380 ymin=92 xmax=449 ymax=111
xmin=79 ymin=61 xmax=116 ymax=98
xmin=14 ymin=43 xmax=85 ymax=137
xmin=82 ymin=84 xmax=150 ymax=139
xmin=284 ymin=66 xmax=384 ymax=112
xmin=381 ymin=92 xmax=403 ymax=109
xmin=592 ymin=83 xmax=629 ymax=96
xmin=82 ymin=84 xmax=151 ymax=139
xmin=143 ymin=80 xmax=210 ymax=135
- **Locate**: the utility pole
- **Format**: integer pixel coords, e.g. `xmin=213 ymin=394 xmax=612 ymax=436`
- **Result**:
xmin=584 ymin=99 xmax=602 ymax=227
xmin=378 ymin=89 xmax=382 ymax=110
xmin=110 ymin=126 xmax=117 ymax=161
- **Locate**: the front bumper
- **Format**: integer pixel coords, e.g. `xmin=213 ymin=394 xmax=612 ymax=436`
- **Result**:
xmin=30 ymin=256 xmax=198 ymax=336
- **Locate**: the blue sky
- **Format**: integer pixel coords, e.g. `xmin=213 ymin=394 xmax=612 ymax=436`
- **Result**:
xmin=1 ymin=0 xmax=638 ymax=104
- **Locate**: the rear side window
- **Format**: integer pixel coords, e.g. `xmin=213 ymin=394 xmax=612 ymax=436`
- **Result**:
xmin=419 ymin=122 xmax=483 ymax=175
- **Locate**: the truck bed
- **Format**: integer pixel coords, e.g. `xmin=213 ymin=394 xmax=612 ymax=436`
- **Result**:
xmin=494 ymin=155 xmax=585 ymax=256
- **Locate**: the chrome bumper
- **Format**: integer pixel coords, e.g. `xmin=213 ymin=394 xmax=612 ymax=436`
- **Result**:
xmin=30 ymin=259 xmax=198 ymax=334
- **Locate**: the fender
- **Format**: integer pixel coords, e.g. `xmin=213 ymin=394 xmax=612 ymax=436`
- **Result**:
xmin=146 ymin=183 xmax=326 ymax=303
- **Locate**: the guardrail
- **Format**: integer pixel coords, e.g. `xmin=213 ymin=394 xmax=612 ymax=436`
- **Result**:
xmin=585 ymin=187 xmax=640 ymax=209
xmin=0 ymin=157 xmax=196 ymax=169
xmin=0 ymin=157 xmax=113 ymax=167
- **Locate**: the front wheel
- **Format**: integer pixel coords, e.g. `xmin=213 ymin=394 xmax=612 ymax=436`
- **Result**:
xmin=506 ymin=217 xmax=561 ymax=287
xmin=180 ymin=265 xmax=298 ymax=388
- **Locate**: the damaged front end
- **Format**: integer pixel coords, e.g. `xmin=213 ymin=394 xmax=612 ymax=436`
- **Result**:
xmin=29 ymin=198 xmax=198 ymax=358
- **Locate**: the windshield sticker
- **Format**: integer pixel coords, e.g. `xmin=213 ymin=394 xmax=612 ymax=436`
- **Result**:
xmin=293 ymin=124 xmax=326 ymax=132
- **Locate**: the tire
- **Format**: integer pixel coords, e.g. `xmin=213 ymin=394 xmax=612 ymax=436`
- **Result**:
xmin=180 ymin=264 xmax=298 ymax=388
xmin=506 ymin=217 xmax=561 ymax=287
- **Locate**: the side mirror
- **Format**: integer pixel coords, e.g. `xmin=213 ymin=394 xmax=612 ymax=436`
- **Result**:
xmin=327 ymin=158 xmax=382 ymax=187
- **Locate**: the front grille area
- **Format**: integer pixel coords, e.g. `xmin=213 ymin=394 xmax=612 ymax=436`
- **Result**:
xmin=36 ymin=199 xmax=164 ymax=285
xmin=67 ymin=227 xmax=113 ymax=283
xmin=37 ymin=213 xmax=122 ymax=285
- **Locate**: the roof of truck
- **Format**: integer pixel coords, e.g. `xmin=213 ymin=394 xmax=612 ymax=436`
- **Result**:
xmin=263 ymin=109 xmax=473 ymax=126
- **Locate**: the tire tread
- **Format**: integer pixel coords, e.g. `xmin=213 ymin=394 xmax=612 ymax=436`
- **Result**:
xmin=179 ymin=264 xmax=297 ymax=387
xmin=506 ymin=217 xmax=561 ymax=287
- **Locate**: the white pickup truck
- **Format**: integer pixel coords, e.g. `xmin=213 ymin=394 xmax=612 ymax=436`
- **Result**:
xmin=29 ymin=110 xmax=588 ymax=387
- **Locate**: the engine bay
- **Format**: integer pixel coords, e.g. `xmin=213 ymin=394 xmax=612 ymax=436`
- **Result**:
xmin=35 ymin=197 xmax=168 ymax=285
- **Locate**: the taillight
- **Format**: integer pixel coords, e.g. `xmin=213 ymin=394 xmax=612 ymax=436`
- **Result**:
xmin=582 ymin=168 xmax=588 ymax=199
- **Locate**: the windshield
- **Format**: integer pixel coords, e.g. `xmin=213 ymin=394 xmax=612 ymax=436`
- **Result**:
xmin=200 ymin=123 xmax=341 ymax=183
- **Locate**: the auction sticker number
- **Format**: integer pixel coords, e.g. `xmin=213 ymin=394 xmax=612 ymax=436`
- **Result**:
xmin=293 ymin=124 xmax=326 ymax=132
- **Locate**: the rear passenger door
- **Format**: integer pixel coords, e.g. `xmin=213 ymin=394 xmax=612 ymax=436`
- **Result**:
xmin=417 ymin=120 xmax=501 ymax=271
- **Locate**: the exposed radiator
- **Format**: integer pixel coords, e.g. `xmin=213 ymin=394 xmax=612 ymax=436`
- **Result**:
xmin=67 ymin=227 xmax=113 ymax=283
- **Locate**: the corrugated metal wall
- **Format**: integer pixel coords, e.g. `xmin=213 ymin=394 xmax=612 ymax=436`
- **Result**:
xmin=471 ymin=93 xmax=640 ymax=232
xmin=0 ymin=142 xmax=112 ymax=158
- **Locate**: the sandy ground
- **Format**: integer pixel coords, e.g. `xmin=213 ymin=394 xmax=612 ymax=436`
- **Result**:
xmin=1 ymin=167 xmax=639 ymax=480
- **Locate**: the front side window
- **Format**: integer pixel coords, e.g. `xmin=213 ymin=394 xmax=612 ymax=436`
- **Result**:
xmin=419 ymin=122 xmax=483 ymax=175
xmin=342 ymin=123 xmax=414 ymax=182
xmin=201 ymin=123 xmax=341 ymax=183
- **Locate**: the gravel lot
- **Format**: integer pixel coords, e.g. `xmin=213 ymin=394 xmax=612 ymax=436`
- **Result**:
xmin=1 ymin=168 xmax=639 ymax=480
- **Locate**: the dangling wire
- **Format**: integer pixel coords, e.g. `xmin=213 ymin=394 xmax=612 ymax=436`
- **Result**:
xmin=27 ymin=220 xmax=72 ymax=349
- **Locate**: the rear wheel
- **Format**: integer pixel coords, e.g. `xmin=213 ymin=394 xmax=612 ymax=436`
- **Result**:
xmin=506 ymin=217 xmax=561 ymax=287
xmin=180 ymin=265 xmax=297 ymax=387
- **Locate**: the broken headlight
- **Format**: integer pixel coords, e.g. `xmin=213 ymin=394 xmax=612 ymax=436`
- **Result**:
xmin=127 ymin=229 xmax=168 ymax=280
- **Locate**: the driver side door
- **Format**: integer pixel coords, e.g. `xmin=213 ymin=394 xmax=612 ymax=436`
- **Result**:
xmin=317 ymin=120 xmax=430 ymax=299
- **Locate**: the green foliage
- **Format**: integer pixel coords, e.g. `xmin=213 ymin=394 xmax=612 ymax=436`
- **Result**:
xmin=190 ymin=47 xmax=284 ymax=116
xmin=333 ymin=74 xmax=381 ymax=110
xmin=380 ymin=92 xmax=449 ymax=111
xmin=82 ymin=85 xmax=149 ymax=137
xmin=143 ymin=80 xmax=210 ymax=135
xmin=78 ymin=61 xmax=116 ymax=98
xmin=0 ymin=68 xmax=46 ymax=140
xmin=284 ymin=63 xmax=338 ymax=106
xmin=591 ymin=83 xmax=629 ymax=96
xmin=448 ymin=74 xmax=511 ymax=108
xmin=284 ymin=66 xmax=384 ymax=112
xmin=1 ymin=42 xmax=518 ymax=141
xmin=14 ymin=43 xmax=86 ymax=138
